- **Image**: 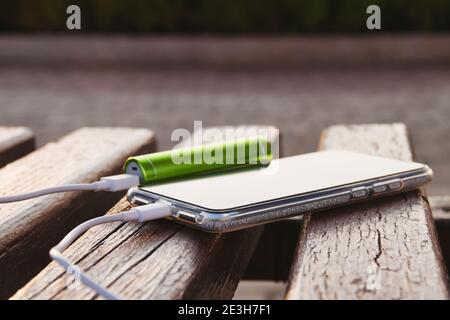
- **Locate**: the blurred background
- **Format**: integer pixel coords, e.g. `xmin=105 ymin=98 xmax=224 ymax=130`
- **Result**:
xmin=0 ymin=0 xmax=450 ymax=298
xmin=2 ymin=0 xmax=450 ymax=33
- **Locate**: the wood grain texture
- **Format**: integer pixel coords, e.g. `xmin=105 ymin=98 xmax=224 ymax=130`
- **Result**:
xmin=0 ymin=127 xmax=35 ymax=167
xmin=12 ymin=125 xmax=280 ymax=300
xmin=245 ymin=198 xmax=450 ymax=282
xmin=243 ymin=204 xmax=450 ymax=281
xmin=285 ymin=123 xmax=450 ymax=300
xmin=245 ymin=196 xmax=450 ymax=282
xmin=0 ymin=127 xmax=155 ymax=299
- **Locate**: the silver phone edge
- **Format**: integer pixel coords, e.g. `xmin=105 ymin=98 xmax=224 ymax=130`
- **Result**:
xmin=126 ymin=165 xmax=432 ymax=233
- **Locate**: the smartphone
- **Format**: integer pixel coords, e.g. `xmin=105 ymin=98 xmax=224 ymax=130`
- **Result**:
xmin=127 ymin=150 xmax=432 ymax=233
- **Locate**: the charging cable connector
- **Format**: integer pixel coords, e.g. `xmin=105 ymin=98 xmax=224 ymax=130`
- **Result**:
xmin=0 ymin=174 xmax=140 ymax=204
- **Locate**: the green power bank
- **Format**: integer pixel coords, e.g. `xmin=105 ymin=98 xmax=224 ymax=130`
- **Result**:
xmin=124 ymin=136 xmax=272 ymax=185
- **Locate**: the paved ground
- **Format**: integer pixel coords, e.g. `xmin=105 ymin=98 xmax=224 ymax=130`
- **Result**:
xmin=0 ymin=64 xmax=449 ymax=195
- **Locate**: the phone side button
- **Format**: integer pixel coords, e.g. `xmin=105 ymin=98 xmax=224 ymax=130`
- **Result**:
xmin=372 ymin=182 xmax=389 ymax=194
xmin=351 ymin=187 xmax=369 ymax=199
xmin=388 ymin=179 xmax=404 ymax=191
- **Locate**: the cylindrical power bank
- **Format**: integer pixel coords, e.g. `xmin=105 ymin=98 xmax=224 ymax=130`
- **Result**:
xmin=124 ymin=136 xmax=272 ymax=185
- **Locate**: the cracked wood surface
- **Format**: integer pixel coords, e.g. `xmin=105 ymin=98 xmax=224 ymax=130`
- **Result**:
xmin=243 ymin=197 xmax=450 ymax=282
xmin=285 ymin=123 xmax=450 ymax=299
xmin=0 ymin=127 xmax=35 ymax=168
xmin=12 ymin=125 xmax=279 ymax=300
xmin=0 ymin=127 xmax=155 ymax=299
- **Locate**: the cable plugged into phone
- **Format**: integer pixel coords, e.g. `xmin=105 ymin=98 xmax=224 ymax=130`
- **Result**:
xmin=0 ymin=139 xmax=273 ymax=299
xmin=0 ymin=174 xmax=140 ymax=204
xmin=50 ymin=201 xmax=172 ymax=300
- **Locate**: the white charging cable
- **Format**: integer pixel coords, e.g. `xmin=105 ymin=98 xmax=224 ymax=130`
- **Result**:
xmin=50 ymin=201 xmax=172 ymax=300
xmin=0 ymin=174 xmax=140 ymax=203
xmin=0 ymin=172 xmax=171 ymax=298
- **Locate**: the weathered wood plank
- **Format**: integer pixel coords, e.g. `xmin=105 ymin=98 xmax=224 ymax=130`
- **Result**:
xmin=0 ymin=127 xmax=155 ymax=299
xmin=245 ymin=195 xmax=450 ymax=282
xmin=0 ymin=127 xmax=35 ymax=167
xmin=244 ymin=207 xmax=450 ymax=283
xmin=285 ymin=123 xmax=449 ymax=299
xmin=12 ymin=126 xmax=280 ymax=300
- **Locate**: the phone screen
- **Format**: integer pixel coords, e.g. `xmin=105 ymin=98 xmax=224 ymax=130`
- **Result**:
xmin=140 ymin=150 xmax=425 ymax=211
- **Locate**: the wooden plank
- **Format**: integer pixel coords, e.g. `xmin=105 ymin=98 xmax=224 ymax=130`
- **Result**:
xmin=243 ymin=195 xmax=450 ymax=282
xmin=12 ymin=125 xmax=280 ymax=300
xmin=0 ymin=127 xmax=35 ymax=167
xmin=285 ymin=123 xmax=450 ymax=299
xmin=244 ymin=197 xmax=450 ymax=282
xmin=0 ymin=127 xmax=155 ymax=299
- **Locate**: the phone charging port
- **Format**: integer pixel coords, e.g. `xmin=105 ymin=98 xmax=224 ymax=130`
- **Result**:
xmin=177 ymin=210 xmax=197 ymax=223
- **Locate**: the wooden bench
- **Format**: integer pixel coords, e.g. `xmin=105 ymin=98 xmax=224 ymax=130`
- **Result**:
xmin=2 ymin=123 xmax=449 ymax=299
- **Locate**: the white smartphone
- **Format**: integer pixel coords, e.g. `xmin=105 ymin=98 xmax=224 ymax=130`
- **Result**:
xmin=127 ymin=150 xmax=432 ymax=232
